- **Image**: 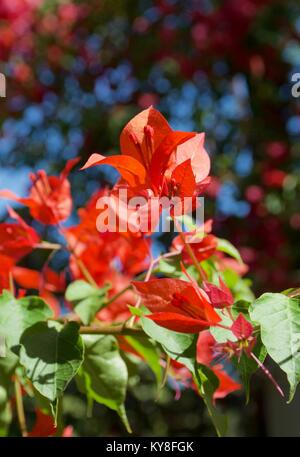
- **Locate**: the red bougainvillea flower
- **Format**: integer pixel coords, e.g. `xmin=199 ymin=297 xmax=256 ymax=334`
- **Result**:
xmin=231 ymin=313 xmax=254 ymax=341
xmin=172 ymin=219 xmax=218 ymax=263
xmin=200 ymin=316 xmax=284 ymax=397
xmin=132 ymin=277 xmax=221 ymax=333
xmin=212 ymin=314 xmax=256 ymax=362
xmin=196 ymin=331 xmax=241 ymax=400
xmin=0 ymin=254 xmax=14 ymax=293
xmin=203 ymin=278 xmax=233 ymax=309
xmin=0 ymin=207 xmax=40 ymax=261
xmin=81 ymin=107 xmax=211 ymax=199
xmin=0 ymin=158 xmax=79 ymax=224
xmin=65 ymin=189 xmax=151 ymax=277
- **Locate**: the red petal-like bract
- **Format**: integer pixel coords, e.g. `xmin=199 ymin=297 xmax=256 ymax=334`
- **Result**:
xmin=120 ymin=106 xmax=172 ymax=163
xmin=81 ymin=153 xmax=146 ymax=187
xmin=231 ymin=313 xmax=254 ymax=340
xmin=197 ymin=330 xmax=216 ymax=365
xmin=203 ymin=278 xmax=233 ymax=308
xmin=149 ymin=130 xmax=196 ymax=187
xmin=147 ymin=312 xmax=216 ymax=333
xmin=173 ymin=233 xmax=218 ymax=263
xmin=133 ymin=278 xmax=221 ymax=333
xmin=0 ymin=254 xmax=14 ymax=293
xmin=0 ymin=208 xmax=40 ymax=261
xmin=169 ymin=133 xmax=211 ymax=184
xmin=211 ymin=366 xmax=241 ymax=401
xmin=171 ymin=159 xmax=196 ymax=197
xmin=0 ymin=158 xmax=79 ymax=224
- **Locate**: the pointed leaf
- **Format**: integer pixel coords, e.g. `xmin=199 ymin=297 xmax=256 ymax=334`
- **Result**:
xmin=19 ymin=321 xmax=84 ymax=401
xmin=124 ymin=335 xmax=162 ymax=385
xmin=250 ymin=293 xmax=300 ymax=401
xmin=65 ymin=280 xmax=110 ymax=325
xmin=216 ymin=238 xmax=243 ymax=263
xmin=232 ymin=335 xmax=267 ymax=403
xmin=76 ymin=335 xmax=129 ymax=428
xmin=140 ymin=314 xmax=195 ymax=356
xmin=194 ymin=365 xmax=228 ymax=437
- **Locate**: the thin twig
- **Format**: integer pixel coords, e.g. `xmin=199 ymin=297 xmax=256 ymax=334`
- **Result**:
xmin=14 ymin=377 xmax=28 ymax=437
xmin=80 ymin=324 xmax=143 ymax=336
xmin=173 ymin=217 xmax=204 ymax=280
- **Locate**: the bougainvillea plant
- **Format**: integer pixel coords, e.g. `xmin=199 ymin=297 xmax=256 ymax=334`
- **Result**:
xmin=0 ymin=107 xmax=299 ymax=437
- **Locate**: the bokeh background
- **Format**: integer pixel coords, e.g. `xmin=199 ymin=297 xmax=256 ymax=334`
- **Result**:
xmin=0 ymin=0 xmax=300 ymax=436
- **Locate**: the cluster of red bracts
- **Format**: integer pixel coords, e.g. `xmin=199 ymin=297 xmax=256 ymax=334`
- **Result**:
xmin=0 ymin=107 xmax=256 ymax=406
xmin=132 ymin=275 xmax=240 ymax=333
xmin=132 ymin=274 xmax=260 ymax=401
xmin=81 ymin=107 xmax=211 ymax=200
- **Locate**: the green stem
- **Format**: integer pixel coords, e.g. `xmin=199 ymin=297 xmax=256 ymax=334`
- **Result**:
xmin=80 ymin=324 xmax=143 ymax=336
xmin=14 ymin=377 xmax=28 ymax=437
xmin=173 ymin=217 xmax=204 ymax=280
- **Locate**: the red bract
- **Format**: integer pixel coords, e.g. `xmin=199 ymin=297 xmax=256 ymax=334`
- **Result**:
xmin=0 ymin=158 xmax=79 ymax=224
xmin=203 ymin=278 xmax=233 ymax=308
xmin=0 ymin=208 xmax=40 ymax=261
xmin=81 ymin=107 xmax=210 ymax=199
xmin=172 ymin=219 xmax=217 ymax=263
xmin=132 ymin=277 xmax=221 ymax=333
xmin=231 ymin=313 xmax=253 ymax=340
xmin=173 ymin=232 xmax=218 ymax=263
xmin=0 ymin=254 xmax=14 ymax=292
xmin=65 ymin=188 xmax=151 ymax=276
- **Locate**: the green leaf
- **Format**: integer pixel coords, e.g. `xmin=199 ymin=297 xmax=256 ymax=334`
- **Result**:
xmin=158 ymin=256 xmax=182 ymax=278
xmin=222 ymin=269 xmax=255 ymax=303
xmin=124 ymin=335 xmax=162 ymax=385
xmin=66 ymin=280 xmax=110 ymax=325
xmin=232 ymin=300 xmax=251 ymax=318
xmin=0 ymin=291 xmax=52 ymax=349
xmin=0 ymin=348 xmax=18 ymax=435
xmin=233 ymin=335 xmax=267 ymax=403
xmin=200 ymin=259 xmax=220 ymax=284
xmin=128 ymin=305 xmax=143 ymax=317
xmin=19 ymin=321 xmax=84 ymax=402
xmin=210 ymin=309 xmax=236 ymax=343
xmin=216 ymin=238 xmax=243 ymax=263
xmin=250 ymin=293 xmax=300 ymax=401
xmin=76 ymin=335 xmax=130 ymax=432
xmin=141 ymin=315 xmax=226 ymax=436
xmin=0 ymin=348 xmax=18 ymax=390
xmin=140 ymin=315 xmax=195 ymax=356
xmin=194 ymin=365 xmax=227 ymax=437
